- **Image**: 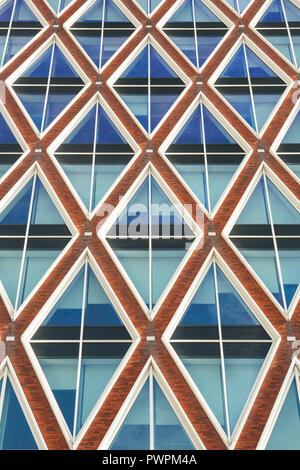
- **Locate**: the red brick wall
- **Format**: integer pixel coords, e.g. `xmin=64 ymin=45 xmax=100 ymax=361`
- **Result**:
xmin=0 ymin=0 xmax=299 ymax=450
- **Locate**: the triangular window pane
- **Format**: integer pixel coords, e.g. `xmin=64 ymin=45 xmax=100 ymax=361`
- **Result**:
xmin=0 ymin=376 xmax=38 ymax=449
xmin=225 ymin=0 xmax=252 ymax=14
xmin=46 ymin=0 xmax=73 ymax=14
xmin=0 ymin=110 xmax=23 ymax=181
xmin=266 ymin=376 xmax=300 ymax=449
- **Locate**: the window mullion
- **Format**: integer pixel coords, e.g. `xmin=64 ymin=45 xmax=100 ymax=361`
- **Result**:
xmin=149 ymin=367 xmax=154 ymax=450
xmin=242 ymin=42 xmax=259 ymax=134
xmin=14 ymin=173 xmax=37 ymax=312
xmin=262 ymin=172 xmax=288 ymax=312
xmin=200 ymin=101 xmax=212 ymax=214
xmin=149 ymin=174 xmax=152 ymax=313
xmin=191 ymin=0 xmax=200 ymax=69
xmin=72 ymin=260 xmax=88 ymax=441
xmin=98 ymin=0 xmax=106 ymax=69
xmin=40 ymin=43 xmax=56 ymax=134
xmin=88 ymin=103 xmax=99 ymax=213
xmin=1 ymin=0 xmax=17 ymax=67
xmin=0 ymin=367 xmax=8 ymax=424
xmin=212 ymin=260 xmax=231 ymax=440
xmin=148 ymin=43 xmax=151 ymax=135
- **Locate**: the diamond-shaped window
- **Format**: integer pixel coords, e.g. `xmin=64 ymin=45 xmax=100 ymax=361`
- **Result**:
xmin=109 ymin=365 xmax=196 ymax=450
xmin=113 ymin=42 xmax=186 ymax=134
xmin=0 ymin=0 xmax=43 ymax=67
xmin=134 ymin=0 xmax=162 ymax=15
xmin=162 ymin=0 xmax=229 ymax=69
xmin=255 ymin=0 xmax=300 ymax=68
xmin=164 ymin=101 xmax=246 ymax=214
xmin=0 ymin=109 xmax=24 ymax=180
xmin=53 ymin=101 xmax=136 ymax=214
xmin=69 ymin=0 xmax=136 ymax=70
xmin=12 ymin=42 xmax=86 ymax=133
xmin=265 ymin=366 xmax=300 ymax=450
xmin=169 ymin=259 xmax=273 ymax=442
xmin=29 ymin=259 xmax=133 ymax=442
xmin=214 ymin=43 xmax=287 ymax=133
xmin=228 ymin=171 xmax=300 ymax=315
xmin=276 ymin=108 xmax=300 ymax=180
xmin=0 ymin=171 xmax=73 ymax=315
xmin=105 ymin=171 xmax=196 ymax=315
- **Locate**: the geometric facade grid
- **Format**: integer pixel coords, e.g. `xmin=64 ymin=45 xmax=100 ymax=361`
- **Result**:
xmin=0 ymin=0 xmax=299 ymax=451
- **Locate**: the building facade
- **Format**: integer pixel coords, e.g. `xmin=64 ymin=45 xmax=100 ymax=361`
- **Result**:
xmin=0 ymin=0 xmax=299 ymax=451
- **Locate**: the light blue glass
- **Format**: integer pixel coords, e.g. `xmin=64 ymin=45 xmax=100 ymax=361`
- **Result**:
xmin=216 ymin=265 xmax=259 ymax=326
xmin=263 ymin=35 xmax=294 ymax=66
xmin=235 ymin=178 xmax=269 ymax=225
xmin=222 ymin=92 xmax=256 ymax=129
xmin=259 ymin=0 xmax=284 ymax=22
xmin=197 ymin=35 xmax=224 ymax=68
xmin=84 ymin=265 xmax=123 ymax=327
xmin=115 ymin=250 xmax=150 ymax=307
xmin=30 ymin=177 xmax=66 ymax=225
xmin=17 ymin=92 xmax=46 ymax=131
xmin=121 ymin=93 xmax=148 ymax=131
xmin=168 ymin=35 xmax=197 ymax=67
xmin=77 ymin=35 xmax=100 ymax=68
xmin=253 ymin=93 xmax=282 ymax=130
xmin=207 ymin=164 xmax=238 ymax=210
xmin=266 ymin=177 xmax=300 ymax=225
xmin=47 ymin=0 xmax=73 ymax=14
xmin=110 ymin=379 xmax=150 ymax=450
xmin=0 ymin=250 xmax=24 ymax=306
xmin=101 ymin=35 xmax=126 ymax=68
xmin=246 ymin=47 xmax=277 ymax=78
xmin=281 ymin=109 xmax=300 ymax=143
xmin=104 ymin=0 xmax=132 ymax=22
xmin=220 ymin=44 xmax=277 ymax=79
xmin=0 ymin=0 xmax=14 ymax=22
xmin=226 ymin=0 xmax=251 ymax=13
xmin=76 ymin=354 xmax=122 ymax=434
xmin=51 ymin=45 xmax=79 ymax=78
xmin=151 ymin=250 xmax=186 ymax=309
xmin=92 ymin=163 xmax=126 ymax=210
xmin=0 ymin=378 xmax=38 ymax=449
xmin=182 ymin=357 xmax=227 ymax=433
xmin=224 ymin=358 xmax=265 ymax=434
xmin=151 ymin=175 xmax=186 ymax=232
xmin=38 ymin=356 xmax=78 ymax=432
xmin=135 ymin=0 xmax=162 ymax=14
xmin=266 ymin=378 xmax=300 ymax=450
xmin=278 ymin=250 xmax=300 ymax=307
xmin=240 ymin=250 xmax=284 ymax=306
xmin=150 ymin=92 xmax=179 ymax=132
xmin=0 ymin=179 xmax=32 ymax=225
xmin=40 ymin=265 xmax=85 ymax=328
xmin=61 ymin=161 xmax=92 ymax=209
xmin=18 ymin=250 xmax=61 ymax=307
xmin=44 ymin=92 xmax=77 ymax=130
xmin=153 ymin=377 xmax=194 ymax=450
xmin=179 ymin=265 xmax=218 ymax=326
xmin=13 ymin=0 xmax=39 ymax=21
xmin=291 ymin=33 xmax=300 ymax=67
xmin=4 ymin=34 xmax=37 ymax=64
xmin=194 ymin=0 xmax=223 ymax=22
xmin=284 ymin=0 xmax=300 ymax=22
xmin=173 ymin=164 xmax=208 ymax=210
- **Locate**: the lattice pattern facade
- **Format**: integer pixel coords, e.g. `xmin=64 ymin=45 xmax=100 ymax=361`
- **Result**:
xmin=0 ymin=0 xmax=299 ymax=451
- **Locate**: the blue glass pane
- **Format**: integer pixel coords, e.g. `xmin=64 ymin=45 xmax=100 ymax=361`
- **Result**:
xmin=174 ymin=163 xmax=208 ymax=210
xmin=281 ymin=110 xmax=300 ymax=143
xmin=84 ymin=266 xmax=123 ymax=327
xmin=222 ymin=92 xmax=255 ymax=129
xmin=65 ymin=106 xmax=96 ymax=144
xmin=197 ymin=35 xmax=224 ymax=68
xmin=110 ymin=379 xmax=150 ymax=450
xmin=266 ymin=378 xmax=300 ymax=450
xmin=151 ymin=250 xmax=186 ymax=308
xmin=266 ymin=178 xmax=300 ymax=225
xmin=17 ymin=92 xmax=46 ymax=130
xmin=13 ymin=0 xmax=39 ymax=22
xmin=38 ymin=356 xmax=78 ymax=432
xmin=121 ymin=46 xmax=148 ymax=78
xmin=18 ymin=250 xmax=61 ymax=307
xmin=60 ymin=161 xmax=92 ymax=209
xmin=97 ymin=105 xmax=128 ymax=145
xmin=170 ymin=0 xmax=193 ymax=22
xmin=0 ymin=250 xmax=23 ymax=306
xmin=51 ymin=45 xmax=79 ymax=79
xmin=263 ymin=35 xmax=294 ymax=66
xmin=47 ymin=0 xmax=73 ymax=13
xmin=216 ymin=265 xmax=259 ymax=326
xmin=207 ymin=164 xmax=237 ymax=209
xmin=76 ymin=351 xmax=123 ymax=434
xmin=0 ymin=179 xmax=32 ymax=225
xmin=260 ymin=0 xmax=284 ymax=22
xmin=44 ymin=92 xmax=76 ymax=129
xmin=224 ymin=358 xmax=265 ymax=433
xmin=0 ymin=378 xmax=38 ymax=449
xmin=30 ymin=177 xmax=66 ymax=226
xmin=240 ymin=249 xmax=284 ymax=306
xmin=168 ymin=35 xmax=197 ymax=67
xmin=104 ymin=0 xmax=131 ymax=22
xmin=22 ymin=47 xmax=52 ymax=78
xmin=151 ymin=177 xmax=187 ymax=231
xmin=235 ymin=178 xmax=269 ymax=225
xmin=203 ymin=106 xmax=236 ymax=145
xmin=41 ymin=266 xmax=85 ymax=329
xmin=221 ymin=46 xmax=247 ymax=78
xmin=78 ymin=0 xmax=103 ymax=21
xmin=92 ymin=164 xmax=126 ymax=210
xmin=77 ymin=35 xmax=100 ymax=68
xmin=101 ymin=35 xmax=126 ymax=67
xmin=253 ymin=93 xmax=282 ymax=130
xmin=4 ymin=35 xmax=36 ymax=64
xmin=150 ymin=47 xmax=178 ymax=79
xmin=0 ymin=0 xmax=14 ymax=22
xmin=179 ymin=265 xmax=218 ymax=326
xmin=194 ymin=0 xmax=222 ymax=22
xmin=173 ymin=105 xmax=203 ymax=145
xmin=291 ymin=33 xmax=300 ymax=66
xmin=115 ymin=250 xmax=150 ymax=307
xmin=153 ymin=377 xmax=194 ymax=450
xmin=121 ymin=93 xmax=148 ymax=131
xmin=278 ymin=251 xmax=300 ymax=307
xmin=284 ymin=0 xmax=300 ymax=22
xmin=182 ymin=357 xmax=227 ymax=433
xmin=150 ymin=92 xmax=179 ymax=131
xmin=246 ymin=47 xmax=277 ymax=78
